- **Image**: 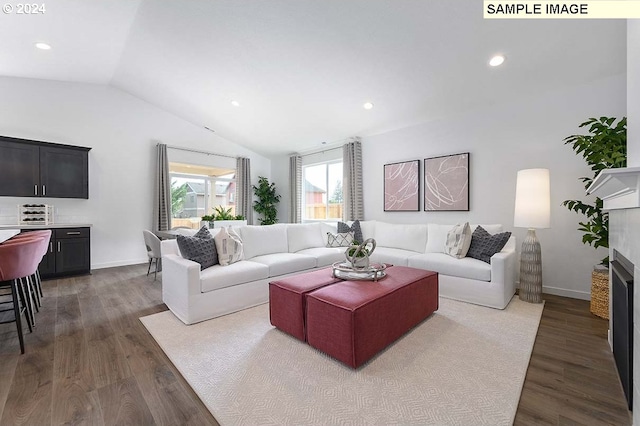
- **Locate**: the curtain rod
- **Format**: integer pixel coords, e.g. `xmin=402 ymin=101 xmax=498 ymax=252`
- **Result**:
xmin=299 ymin=145 xmax=343 ymax=158
xmin=163 ymin=144 xmax=237 ymax=160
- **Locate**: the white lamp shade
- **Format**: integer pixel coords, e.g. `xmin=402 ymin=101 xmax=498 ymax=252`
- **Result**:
xmin=514 ymin=168 xmax=550 ymax=229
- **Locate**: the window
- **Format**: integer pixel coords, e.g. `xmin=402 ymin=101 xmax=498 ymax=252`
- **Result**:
xmin=303 ymin=160 xmax=343 ymax=221
xmin=169 ymin=162 xmax=236 ymax=228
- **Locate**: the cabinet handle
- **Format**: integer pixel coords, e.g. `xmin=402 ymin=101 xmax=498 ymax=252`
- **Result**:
xmin=66 ymin=232 xmax=81 ymax=235
xmin=42 ymin=185 xmax=46 ymax=196
xmin=49 ymin=242 xmax=53 ymax=253
xmin=57 ymin=242 xmax=61 ymax=252
xmin=34 ymin=185 xmax=38 ymax=195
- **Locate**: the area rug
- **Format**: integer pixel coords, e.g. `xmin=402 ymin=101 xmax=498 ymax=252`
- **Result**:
xmin=140 ymin=297 xmax=543 ymax=425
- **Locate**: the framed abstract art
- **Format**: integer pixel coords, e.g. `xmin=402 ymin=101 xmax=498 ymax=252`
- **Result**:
xmin=384 ymin=160 xmax=420 ymax=211
xmin=424 ymin=152 xmax=469 ymax=211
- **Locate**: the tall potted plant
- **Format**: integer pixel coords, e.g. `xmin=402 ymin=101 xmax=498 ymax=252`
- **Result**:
xmin=253 ymin=176 xmax=281 ymax=225
xmin=562 ymin=116 xmax=626 ymax=319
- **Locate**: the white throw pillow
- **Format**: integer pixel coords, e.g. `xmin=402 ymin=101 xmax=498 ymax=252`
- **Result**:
xmin=425 ymin=224 xmax=455 ymax=253
xmin=444 ymin=222 xmax=472 ymax=259
xmin=327 ymin=232 xmax=354 ymax=247
xmin=214 ymin=227 xmax=244 ymax=266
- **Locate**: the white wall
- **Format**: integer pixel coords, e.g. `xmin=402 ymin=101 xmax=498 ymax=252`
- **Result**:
xmin=0 ymin=77 xmax=270 ymax=269
xmin=629 ymin=20 xmax=640 ymax=167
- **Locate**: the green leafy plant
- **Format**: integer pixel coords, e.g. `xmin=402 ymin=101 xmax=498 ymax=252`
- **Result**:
xmin=213 ymin=206 xmax=235 ymax=220
xmin=562 ymin=116 xmax=626 ymax=266
xmin=201 ymin=214 xmax=214 ymax=222
xmin=253 ymin=176 xmax=281 ymax=225
xmin=347 ymin=242 xmax=369 ymax=258
xmin=234 ymin=215 xmax=245 ymax=220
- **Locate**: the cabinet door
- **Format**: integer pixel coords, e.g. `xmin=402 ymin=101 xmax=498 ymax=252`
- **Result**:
xmin=56 ymin=238 xmax=90 ymax=274
xmin=0 ymin=140 xmax=40 ymax=196
xmin=38 ymin=240 xmax=56 ymax=278
xmin=40 ymin=146 xmax=89 ymax=199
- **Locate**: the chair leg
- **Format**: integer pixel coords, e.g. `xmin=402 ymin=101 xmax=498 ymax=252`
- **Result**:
xmin=154 ymin=258 xmax=158 ymax=281
xmin=11 ymin=280 xmax=25 ymax=354
xmin=29 ymin=275 xmax=40 ymax=312
xmin=147 ymin=258 xmax=152 ymax=276
xmin=36 ymin=270 xmax=43 ymax=298
xmin=15 ymin=279 xmax=32 ymax=334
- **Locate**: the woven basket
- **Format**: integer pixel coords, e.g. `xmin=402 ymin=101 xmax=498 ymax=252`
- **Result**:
xmin=590 ymin=268 xmax=609 ymax=319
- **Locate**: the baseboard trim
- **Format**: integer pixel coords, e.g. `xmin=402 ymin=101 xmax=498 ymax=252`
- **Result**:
xmin=542 ymin=285 xmax=591 ymax=301
xmin=92 ymin=258 xmax=148 ymax=270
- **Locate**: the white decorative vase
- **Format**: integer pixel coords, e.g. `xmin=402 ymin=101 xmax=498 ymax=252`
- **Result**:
xmin=345 ymin=238 xmax=376 ymax=270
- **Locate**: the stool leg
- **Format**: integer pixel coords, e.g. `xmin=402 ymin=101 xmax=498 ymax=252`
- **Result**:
xmin=28 ymin=275 xmax=40 ymax=312
xmin=16 ymin=278 xmax=34 ymax=332
xmin=36 ymin=270 xmax=43 ymax=298
xmin=147 ymin=258 xmax=152 ymax=276
xmin=11 ymin=280 xmax=25 ymax=354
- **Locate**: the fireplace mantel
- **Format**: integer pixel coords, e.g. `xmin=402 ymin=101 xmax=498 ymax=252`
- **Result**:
xmin=587 ymin=167 xmax=640 ymax=210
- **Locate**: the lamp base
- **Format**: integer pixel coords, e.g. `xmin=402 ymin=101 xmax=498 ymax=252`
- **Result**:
xmin=519 ymin=229 xmax=543 ymax=304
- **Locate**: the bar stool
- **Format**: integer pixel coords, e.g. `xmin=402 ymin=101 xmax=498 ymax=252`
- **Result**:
xmin=1 ymin=234 xmax=49 ymax=328
xmin=10 ymin=230 xmax=52 ymax=303
xmin=0 ymin=238 xmax=43 ymax=354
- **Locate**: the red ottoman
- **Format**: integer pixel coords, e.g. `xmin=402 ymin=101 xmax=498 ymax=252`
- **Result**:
xmin=269 ymin=268 xmax=341 ymax=341
xmin=306 ymin=266 xmax=438 ymax=368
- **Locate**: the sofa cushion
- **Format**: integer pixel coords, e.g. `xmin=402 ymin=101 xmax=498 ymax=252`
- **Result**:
xmin=374 ymin=221 xmax=427 ymax=253
xmin=295 ymin=247 xmax=345 ymax=267
xmin=368 ymin=247 xmax=422 ymax=267
xmin=319 ymin=222 xmax=338 ymax=244
xmin=466 ymin=226 xmax=512 ymax=264
xmin=176 ymin=234 xmax=218 ymax=270
xmin=338 ymin=220 xmax=363 ymax=243
xmin=249 ymin=253 xmax=317 ymax=276
xmin=287 ymin=223 xmax=325 ymax=253
xmin=444 ymin=222 xmax=472 ymax=259
xmin=239 ymin=224 xmax=289 ymax=259
xmin=358 ymin=220 xmax=376 ymax=241
xmin=408 ymin=253 xmax=491 ymax=281
xmin=214 ymin=227 xmax=244 ymax=266
xmin=425 ymin=224 xmax=454 ymax=253
xmin=327 ymin=232 xmax=354 ymax=247
xmin=200 ymin=260 xmax=269 ymax=293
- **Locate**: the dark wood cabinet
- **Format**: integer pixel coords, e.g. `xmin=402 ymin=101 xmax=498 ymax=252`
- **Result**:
xmin=40 ymin=146 xmax=89 ymax=198
xmin=22 ymin=227 xmax=91 ymax=278
xmin=0 ymin=136 xmax=90 ymax=199
xmin=0 ymin=140 xmax=40 ymax=197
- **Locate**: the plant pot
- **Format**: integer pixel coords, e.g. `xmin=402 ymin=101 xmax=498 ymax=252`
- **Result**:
xmin=212 ymin=220 xmax=248 ymax=229
xmin=349 ymin=256 xmax=370 ymax=270
xmin=590 ymin=266 xmax=609 ymax=319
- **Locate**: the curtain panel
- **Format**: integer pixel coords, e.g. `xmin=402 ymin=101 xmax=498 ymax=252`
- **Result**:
xmin=343 ymin=137 xmax=364 ymax=221
xmin=236 ymin=157 xmax=253 ymax=225
xmin=289 ymin=155 xmax=302 ymax=223
xmin=153 ymin=143 xmax=172 ymax=231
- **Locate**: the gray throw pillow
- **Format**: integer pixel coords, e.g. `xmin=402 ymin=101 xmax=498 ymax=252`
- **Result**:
xmin=337 ymin=220 xmax=363 ymax=243
xmin=176 ymin=228 xmax=218 ymax=270
xmin=466 ymin=226 xmax=511 ymax=264
xmin=444 ymin=222 xmax=472 ymax=259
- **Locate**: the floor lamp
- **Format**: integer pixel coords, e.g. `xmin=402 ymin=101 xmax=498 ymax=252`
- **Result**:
xmin=514 ymin=168 xmax=550 ymax=304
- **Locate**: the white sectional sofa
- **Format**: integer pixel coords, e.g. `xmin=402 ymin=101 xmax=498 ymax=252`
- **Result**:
xmin=161 ymin=221 xmax=516 ymax=325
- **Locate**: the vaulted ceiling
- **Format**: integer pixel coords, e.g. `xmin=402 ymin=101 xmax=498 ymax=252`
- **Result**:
xmin=0 ymin=0 xmax=627 ymax=156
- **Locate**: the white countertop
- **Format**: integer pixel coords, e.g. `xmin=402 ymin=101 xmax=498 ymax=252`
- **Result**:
xmin=0 ymin=223 xmax=93 ymax=229
xmin=0 ymin=229 xmax=20 ymax=243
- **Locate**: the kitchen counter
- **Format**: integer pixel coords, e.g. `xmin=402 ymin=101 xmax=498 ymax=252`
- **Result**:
xmin=0 ymin=223 xmax=93 ymax=229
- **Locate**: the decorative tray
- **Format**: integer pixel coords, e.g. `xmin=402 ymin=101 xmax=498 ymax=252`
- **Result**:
xmin=331 ymin=262 xmax=387 ymax=282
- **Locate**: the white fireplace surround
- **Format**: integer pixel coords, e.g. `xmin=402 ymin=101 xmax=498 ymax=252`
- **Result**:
xmin=587 ymin=166 xmax=640 ymax=210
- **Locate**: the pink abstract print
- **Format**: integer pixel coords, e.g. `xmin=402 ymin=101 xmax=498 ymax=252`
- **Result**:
xmin=424 ymin=153 xmax=469 ymax=211
xmin=384 ymin=160 xmax=419 ymax=211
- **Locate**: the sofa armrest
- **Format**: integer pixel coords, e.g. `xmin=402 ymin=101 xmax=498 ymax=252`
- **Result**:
xmin=162 ymin=253 xmax=201 ymax=297
xmin=490 ymin=249 xmax=517 ymax=302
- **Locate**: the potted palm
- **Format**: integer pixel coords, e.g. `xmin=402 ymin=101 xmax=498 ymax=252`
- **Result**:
xmin=562 ymin=116 xmax=626 ymax=319
xmin=253 ymin=176 xmax=281 ymax=225
xmin=203 ymin=207 xmax=247 ymax=229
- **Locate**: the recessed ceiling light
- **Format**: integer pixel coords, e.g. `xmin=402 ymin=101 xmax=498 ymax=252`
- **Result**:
xmin=363 ymin=102 xmax=374 ymax=110
xmin=35 ymin=42 xmax=51 ymax=50
xmin=489 ymin=55 xmax=505 ymax=67
xmin=231 ymin=100 xmax=240 ymax=107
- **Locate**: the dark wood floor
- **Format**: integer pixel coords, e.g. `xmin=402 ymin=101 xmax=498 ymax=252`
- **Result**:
xmin=0 ymin=264 xmax=632 ymax=425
